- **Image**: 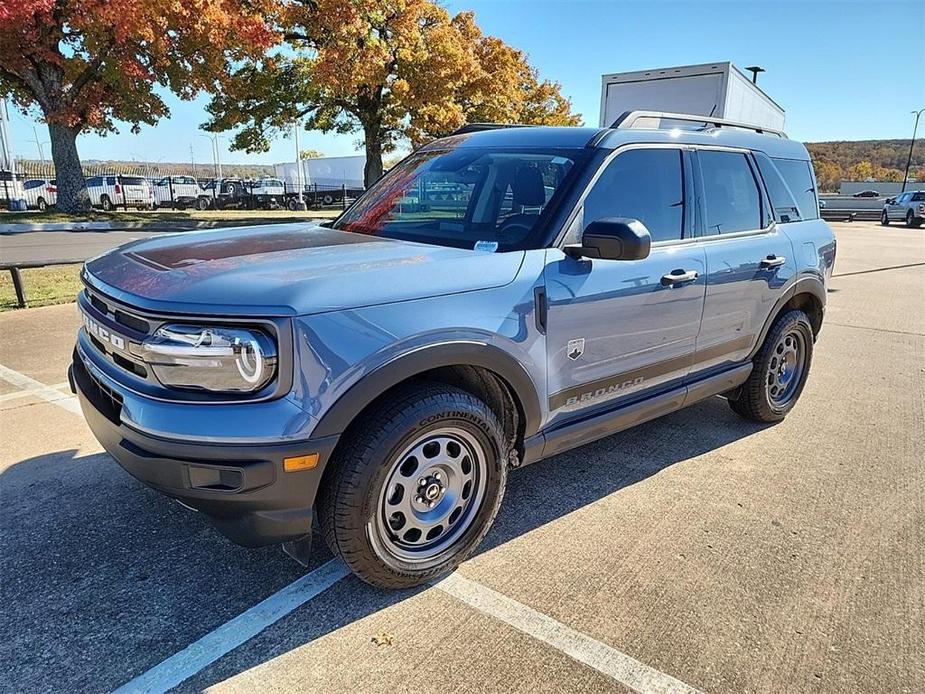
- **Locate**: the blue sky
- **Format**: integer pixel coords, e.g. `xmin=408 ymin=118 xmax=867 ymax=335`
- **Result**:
xmin=7 ymin=0 xmax=924 ymax=166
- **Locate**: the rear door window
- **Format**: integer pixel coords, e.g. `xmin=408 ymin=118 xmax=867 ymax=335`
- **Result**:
xmin=754 ymin=153 xmax=802 ymax=223
xmin=911 ymin=192 xmax=925 ymax=202
xmin=772 ymin=158 xmax=819 ymax=220
xmin=582 ymin=148 xmax=685 ymax=243
xmin=697 ymin=150 xmax=762 ymax=235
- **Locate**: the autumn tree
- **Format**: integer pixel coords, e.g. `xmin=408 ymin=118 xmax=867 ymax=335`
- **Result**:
xmin=0 ymin=0 xmax=272 ymax=211
xmin=205 ymin=0 xmax=581 ymax=187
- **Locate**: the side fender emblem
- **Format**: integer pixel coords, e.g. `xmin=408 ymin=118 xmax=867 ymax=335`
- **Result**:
xmin=567 ymin=338 xmax=585 ymax=361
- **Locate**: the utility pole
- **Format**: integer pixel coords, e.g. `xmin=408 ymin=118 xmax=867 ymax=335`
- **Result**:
xmin=901 ymin=108 xmax=925 ymax=194
xmin=190 ymin=143 xmax=196 ymax=178
xmin=293 ymin=120 xmax=306 ymax=210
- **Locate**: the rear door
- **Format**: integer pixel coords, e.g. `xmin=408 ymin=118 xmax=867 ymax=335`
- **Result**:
xmin=691 ymin=149 xmax=795 ymax=374
xmin=544 ymin=146 xmax=706 ymax=424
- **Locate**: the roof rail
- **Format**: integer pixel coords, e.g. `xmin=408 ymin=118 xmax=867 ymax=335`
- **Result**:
xmin=610 ymin=110 xmax=787 ymax=138
xmin=450 ymin=123 xmax=532 ymax=136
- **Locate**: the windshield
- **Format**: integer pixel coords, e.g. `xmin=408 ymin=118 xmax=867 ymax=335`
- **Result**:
xmin=334 ymin=146 xmax=587 ymax=251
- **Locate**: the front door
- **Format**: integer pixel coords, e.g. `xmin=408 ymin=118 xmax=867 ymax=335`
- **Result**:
xmin=544 ymin=146 xmax=706 ymax=425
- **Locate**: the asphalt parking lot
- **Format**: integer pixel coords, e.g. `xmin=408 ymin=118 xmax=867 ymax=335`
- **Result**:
xmin=1 ymin=221 xmax=922 ymax=693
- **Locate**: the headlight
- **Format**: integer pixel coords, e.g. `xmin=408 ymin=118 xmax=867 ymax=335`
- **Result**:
xmin=140 ymin=324 xmax=277 ymax=393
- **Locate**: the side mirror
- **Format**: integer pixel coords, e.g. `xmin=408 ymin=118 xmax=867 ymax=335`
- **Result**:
xmin=886 ymin=197 xmax=895 ymax=204
xmin=565 ymin=217 xmax=651 ymax=261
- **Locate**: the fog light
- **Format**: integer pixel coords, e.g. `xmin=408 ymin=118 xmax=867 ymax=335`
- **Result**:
xmin=284 ymin=453 xmax=319 ymax=472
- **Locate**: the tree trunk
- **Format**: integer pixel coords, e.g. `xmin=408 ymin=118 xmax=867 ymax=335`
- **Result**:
xmin=362 ymin=124 xmax=384 ymax=189
xmin=48 ymin=123 xmax=90 ymax=213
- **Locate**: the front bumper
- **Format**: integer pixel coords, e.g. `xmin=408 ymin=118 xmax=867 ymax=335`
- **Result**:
xmin=70 ymin=351 xmax=338 ymax=547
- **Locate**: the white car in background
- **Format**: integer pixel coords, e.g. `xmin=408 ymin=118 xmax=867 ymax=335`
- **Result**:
xmin=152 ymin=175 xmax=210 ymax=210
xmin=86 ymin=174 xmax=154 ymax=210
xmin=22 ymin=178 xmax=57 ymax=210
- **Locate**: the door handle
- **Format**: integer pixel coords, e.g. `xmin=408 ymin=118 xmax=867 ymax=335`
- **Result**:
xmin=760 ymin=255 xmax=787 ymax=268
xmin=661 ymin=269 xmax=699 ymax=286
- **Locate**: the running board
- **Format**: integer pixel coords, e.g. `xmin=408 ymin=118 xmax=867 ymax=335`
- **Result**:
xmin=523 ymin=364 xmax=752 ymax=465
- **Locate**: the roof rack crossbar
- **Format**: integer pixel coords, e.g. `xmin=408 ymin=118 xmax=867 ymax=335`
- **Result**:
xmin=610 ymin=110 xmax=786 ymax=138
xmin=450 ymin=123 xmax=533 ymax=136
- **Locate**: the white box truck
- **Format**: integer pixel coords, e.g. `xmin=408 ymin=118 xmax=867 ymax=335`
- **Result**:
xmin=600 ymin=62 xmax=785 ymax=132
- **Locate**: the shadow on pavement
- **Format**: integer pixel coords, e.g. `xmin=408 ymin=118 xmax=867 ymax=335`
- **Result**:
xmin=0 ymin=396 xmax=765 ymax=692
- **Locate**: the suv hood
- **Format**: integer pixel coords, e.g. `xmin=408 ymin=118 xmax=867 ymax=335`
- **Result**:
xmin=83 ymin=224 xmax=525 ymax=316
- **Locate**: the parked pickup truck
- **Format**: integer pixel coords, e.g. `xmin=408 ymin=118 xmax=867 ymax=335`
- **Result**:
xmin=70 ymin=112 xmax=835 ymax=589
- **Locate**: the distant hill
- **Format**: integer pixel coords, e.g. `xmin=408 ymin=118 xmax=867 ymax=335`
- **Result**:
xmin=805 ymin=139 xmax=924 ymax=191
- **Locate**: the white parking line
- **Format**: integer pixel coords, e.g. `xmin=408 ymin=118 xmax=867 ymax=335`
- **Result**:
xmin=0 ymin=381 xmax=70 ymax=403
xmin=0 ymin=365 xmax=80 ymax=414
xmin=112 ymin=559 xmax=350 ymax=694
xmin=434 ymin=572 xmax=703 ymax=694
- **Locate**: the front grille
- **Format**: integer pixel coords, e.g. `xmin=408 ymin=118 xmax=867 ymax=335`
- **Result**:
xmin=86 ymin=289 xmax=151 ymax=334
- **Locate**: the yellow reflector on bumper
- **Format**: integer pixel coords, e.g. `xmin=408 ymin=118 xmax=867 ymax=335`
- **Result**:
xmin=284 ymin=453 xmax=319 ymax=472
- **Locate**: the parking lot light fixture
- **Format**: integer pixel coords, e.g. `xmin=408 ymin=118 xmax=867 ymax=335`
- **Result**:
xmin=901 ymin=108 xmax=925 ymax=194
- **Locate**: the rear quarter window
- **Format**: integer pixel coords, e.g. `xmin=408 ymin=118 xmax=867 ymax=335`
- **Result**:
xmin=754 ymin=153 xmax=802 ymax=223
xmin=772 ymin=158 xmax=819 ymax=220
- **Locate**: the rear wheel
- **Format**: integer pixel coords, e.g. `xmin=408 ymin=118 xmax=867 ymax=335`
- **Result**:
xmin=881 ymin=209 xmax=889 ymax=225
xmin=318 ymin=384 xmax=508 ymax=589
xmin=100 ymin=195 xmax=114 ymax=211
xmin=37 ymin=197 xmax=47 ymax=211
xmin=322 ymin=193 xmax=335 ymax=206
xmin=729 ymin=310 xmax=814 ymax=423
xmin=196 ymin=197 xmax=209 ymax=211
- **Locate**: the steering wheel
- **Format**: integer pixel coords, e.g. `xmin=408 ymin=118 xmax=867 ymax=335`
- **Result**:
xmin=497 ymin=214 xmax=537 ymax=240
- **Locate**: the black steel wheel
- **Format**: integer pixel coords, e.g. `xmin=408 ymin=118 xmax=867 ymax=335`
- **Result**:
xmin=318 ymin=384 xmax=508 ymax=589
xmin=729 ymin=309 xmax=814 ymax=423
xmin=881 ymin=209 xmax=889 ymax=226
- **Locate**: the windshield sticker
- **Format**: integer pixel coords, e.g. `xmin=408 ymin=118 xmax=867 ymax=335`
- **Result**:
xmin=551 ymin=156 xmax=569 ymax=165
xmin=474 ymin=240 xmax=499 ymax=253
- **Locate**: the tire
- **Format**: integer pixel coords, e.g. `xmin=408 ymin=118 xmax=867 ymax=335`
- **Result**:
xmin=906 ymin=211 xmax=916 ymax=228
xmin=322 ymin=193 xmax=335 ymax=206
xmin=196 ymin=197 xmax=209 ymax=211
xmin=318 ymin=384 xmax=509 ymax=589
xmin=37 ymin=198 xmax=47 ymax=211
xmin=286 ymin=198 xmax=299 ymax=211
xmin=728 ymin=309 xmax=814 ymax=423
xmin=100 ymin=195 xmax=114 ymax=211
xmin=881 ymin=210 xmax=889 ymax=225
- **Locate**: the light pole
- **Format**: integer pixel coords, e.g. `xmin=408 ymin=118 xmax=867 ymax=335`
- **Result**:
xmin=293 ymin=120 xmax=306 ymax=210
xmin=901 ymin=108 xmax=925 ymax=194
xmin=29 ymin=125 xmax=49 ymax=169
xmin=199 ymin=133 xmax=222 ymax=179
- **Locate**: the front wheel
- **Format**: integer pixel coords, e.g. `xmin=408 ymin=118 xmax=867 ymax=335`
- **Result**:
xmin=318 ymin=384 xmax=508 ymax=589
xmin=728 ymin=310 xmax=814 ymax=423
xmin=881 ymin=210 xmax=889 ymax=225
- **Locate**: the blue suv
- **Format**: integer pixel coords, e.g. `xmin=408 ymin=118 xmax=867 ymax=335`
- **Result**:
xmin=70 ymin=112 xmax=836 ymax=588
